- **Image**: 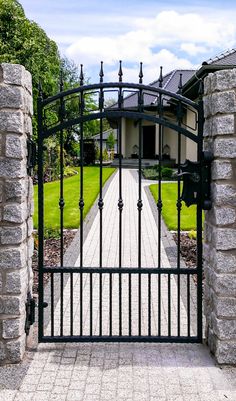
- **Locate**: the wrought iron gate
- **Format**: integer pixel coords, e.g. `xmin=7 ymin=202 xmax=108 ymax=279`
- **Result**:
xmin=37 ymin=62 xmax=209 ymax=343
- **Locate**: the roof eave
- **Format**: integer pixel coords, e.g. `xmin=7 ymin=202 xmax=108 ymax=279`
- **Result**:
xmin=182 ymin=64 xmax=236 ymax=99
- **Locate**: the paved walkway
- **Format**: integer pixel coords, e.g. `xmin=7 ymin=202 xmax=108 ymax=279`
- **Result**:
xmin=0 ymin=170 xmax=235 ymax=401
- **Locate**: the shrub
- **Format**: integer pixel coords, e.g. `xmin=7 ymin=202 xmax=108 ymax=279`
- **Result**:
xmin=161 ymin=167 xmax=173 ymax=179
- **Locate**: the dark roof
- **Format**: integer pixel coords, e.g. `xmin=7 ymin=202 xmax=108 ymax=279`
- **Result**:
xmin=183 ymin=49 xmax=236 ymax=99
xmin=111 ymin=69 xmax=195 ymax=109
xmin=203 ymin=48 xmax=236 ymax=66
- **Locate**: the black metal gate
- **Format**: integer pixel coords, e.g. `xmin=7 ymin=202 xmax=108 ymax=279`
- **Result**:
xmin=37 ymin=62 xmax=209 ymax=343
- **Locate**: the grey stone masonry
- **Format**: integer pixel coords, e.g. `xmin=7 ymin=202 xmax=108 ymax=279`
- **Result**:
xmin=0 ymin=63 xmax=33 ymax=364
xmin=204 ymin=68 xmax=236 ymax=365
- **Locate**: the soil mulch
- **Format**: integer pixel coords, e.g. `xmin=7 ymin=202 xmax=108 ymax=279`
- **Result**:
xmin=173 ymin=232 xmax=197 ymax=268
xmin=32 ymin=230 xmax=76 ymax=294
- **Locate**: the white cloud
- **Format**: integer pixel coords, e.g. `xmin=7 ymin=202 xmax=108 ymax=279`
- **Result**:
xmin=106 ymin=50 xmax=195 ymax=83
xmin=65 ymin=9 xmax=236 ymax=82
xmin=180 ymin=43 xmax=208 ymax=56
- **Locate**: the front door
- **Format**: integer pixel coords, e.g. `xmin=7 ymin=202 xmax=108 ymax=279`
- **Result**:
xmin=142 ymin=125 xmax=156 ymax=158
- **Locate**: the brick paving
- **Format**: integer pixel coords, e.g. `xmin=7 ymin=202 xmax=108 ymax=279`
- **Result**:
xmin=0 ymin=169 xmax=235 ymax=401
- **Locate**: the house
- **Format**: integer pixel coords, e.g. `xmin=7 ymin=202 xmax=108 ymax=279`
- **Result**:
xmin=92 ymin=128 xmax=118 ymax=154
xmin=109 ymin=49 xmax=236 ymax=164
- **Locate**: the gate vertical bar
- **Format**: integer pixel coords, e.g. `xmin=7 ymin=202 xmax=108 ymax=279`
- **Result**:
xmin=99 ymin=62 xmax=104 ymax=336
xmin=157 ymin=67 xmax=163 ymax=337
xmin=79 ymin=65 xmax=85 ymax=336
xmin=37 ymin=82 xmax=44 ymax=341
xmin=118 ymin=61 xmax=124 ymax=336
xmin=138 ymin=65 xmax=143 ymax=336
xmin=177 ymin=75 xmax=183 ymax=337
xmin=197 ymin=80 xmax=204 ymax=342
xmin=59 ymin=73 xmax=65 ymax=336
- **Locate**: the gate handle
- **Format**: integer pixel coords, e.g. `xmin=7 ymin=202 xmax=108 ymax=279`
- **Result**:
xmin=177 ymin=171 xmax=200 ymax=183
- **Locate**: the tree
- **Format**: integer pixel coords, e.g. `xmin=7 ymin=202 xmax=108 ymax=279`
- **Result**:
xmin=0 ymin=0 xmax=61 ymax=137
xmin=0 ymin=1 xmax=99 ymax=170
xmin=106 ymin=131 xmax=116 ymax=150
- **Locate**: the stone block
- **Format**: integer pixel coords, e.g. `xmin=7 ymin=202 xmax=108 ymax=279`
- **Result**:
xmin=0 ymin=110 xmax=24 ymax=133
xmin=214 ymin=138 xmax=236 ymax=158
xmin=0 ymin=224 xmax=27 ymax=245
xmin=204 ymin=74 xmax=212 ymax=95
xmin=6 ymin=334 xmax=26 ymax=363
xmin=27 ymin=217 xmax=34 ymax=237
xmin=5 ymin=134 xmax=27 ymax=159
xmin=211 ymin=114 xmax=235 ymax=136
xmin=0 ymin=181 xmax=3 ymax=203
xmin=0 ymin=85 xmax=24 ymax=110
xmin=2 ymin=317 xmax=25 ymax=339
xmin=211 ymin=183 xmax=236 ymax=207
xmin=215 ymin=339 xmax=236 ymax=365
xmin=212 ymin=313 xmax=236 ymax=340
xmin=0 ymin=343 xmax=6 ymax=362
xmin=5 ymin=268 xmax=27 ymax=294
xmin=0 ymin=63 xmax=26 ymax=86
xmin=214 ymin=297 xmax=236 ymax=319
xmin=5 ymin=179 xmax=28 ymax=201
xmin=213 ymin=207 xmax=236 ymax=226
xmin=203 ymin=95 xmax=211 ymax=119
xmin=0 ymin=159 xmax=27 ymax=179
xmin=213 ymin=250 xmax=236 ymax=274
xmin=211 ymin=69 xmax=236 ymax=92
xmin=24 ymin=91 xmax=33 ymax=117
xmin=0 ymin=295 xmax=23 ymax=315
xmin=23 ymin=70 xmax=32 ymax=94
xmin=211 ymin=91 xmax=236 ymax=116
xmin=212 ymin=160 xmax=233 ymax=180
xmin=0 ymin=272 xmax=2 ymax=292
xmin=213 ymin=228 xmax=236 ymax=250
xmin=0 ymin=247 xmax=26 ymax=270
xmin=0 ymin=64 xmax=32 ymax=94
xmin=210 ymin=272 xmax=236 ymax=297
xmin=3 ymin=203 xmax=28 ymax=224
xmin=24 ymin=115 xmax=33 ymax=136
xmin=28 ymin=236 xmax=34 ymax=259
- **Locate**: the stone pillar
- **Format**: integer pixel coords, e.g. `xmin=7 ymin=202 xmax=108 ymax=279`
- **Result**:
xmin=204 ymin=68 xmax=236 ymax=364
xmin=0 ymin=63 xmax=33 ymax=364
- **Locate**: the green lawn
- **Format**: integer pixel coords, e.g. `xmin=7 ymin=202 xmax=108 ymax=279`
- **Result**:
xmin=149 ymin=182 xmax=198 ymax=231
xmin=33 ymin=167 xmax=116 ymax=229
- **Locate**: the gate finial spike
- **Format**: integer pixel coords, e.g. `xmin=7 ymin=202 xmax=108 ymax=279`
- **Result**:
xmin=178 ymin=73 xmax=183 ymax=94
xmin=80 ymin=64 xmax=84 ymax=86
xmin=198 ymin=79 xmax=204 ymax=99
xmin=59 ymin=69 xmax=64 ymax=92
xmin=139 ymin=62 xmax=143 ymax=84
xmin=118 ymin=60 xmax=123 ymax=82
xmin=158 ymin=66 xmax=163 ymax=88
xmin=99 ymin=61 xmax=104 ymax=83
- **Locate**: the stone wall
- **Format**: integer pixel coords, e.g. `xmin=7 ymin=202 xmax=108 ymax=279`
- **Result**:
xmin=0 ymin=63 xmax=33 ymax=363
xmin=204 ymin=69 xmax=236 ymax=365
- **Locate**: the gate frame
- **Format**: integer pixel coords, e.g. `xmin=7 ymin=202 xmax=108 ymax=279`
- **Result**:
xmin=37 ymin=64 xmax=204 ymax=343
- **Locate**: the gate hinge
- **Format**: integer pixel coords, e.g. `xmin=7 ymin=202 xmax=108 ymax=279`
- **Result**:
xmin=25 ymin=292 xmax=36 ymax=335
xmin=27 ymin=139 xmax=37 ymax=175
xmin=178 ymin=151 xmax=213 ymax=210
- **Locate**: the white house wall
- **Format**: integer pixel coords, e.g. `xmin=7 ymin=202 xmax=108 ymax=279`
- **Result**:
xmin=162 ymin=126 xmax=186 ymax=163
xmin=185 ymin=106 xmax=198 ymax=161
xmin=123 ymin=117 xmax=188 ymax=161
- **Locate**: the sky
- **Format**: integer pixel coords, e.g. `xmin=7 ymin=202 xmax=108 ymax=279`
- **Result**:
xmin=19 ymin=0 xmax=236 ymax=83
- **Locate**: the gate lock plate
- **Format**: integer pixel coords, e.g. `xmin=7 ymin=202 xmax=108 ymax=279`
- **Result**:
xmin=27 ymin=139 xmax=37 ymax=175
xmin=25 ymin=292 xmax=36 ymax=335
xmin=178 ymin=151 xmax=213 ymax=210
